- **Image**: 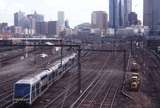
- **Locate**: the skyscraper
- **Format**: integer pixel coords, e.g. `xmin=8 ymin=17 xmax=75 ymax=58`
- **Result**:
xmin=109 ymin=0 xmax=132 ymax=28
xmin=33 ymin=11 xmax=44 ymax=22
xmin=35 ymin=22 xmax=48 ymax=35
xmin=35 ymin=21 xmax=57 ymax=35
xmin=58 ymin=11 xmax=64 ymax=27
xmin=27 ymin=15 xmax=36 ymax=34
xmin=91 ymin=11 xmax=108 ymax=31
xmin=109 ymin=0 xmax=120 ymax=28
xmin=27 ymin=12 xmax=44 ymax=34
xmin=124 ymin=0 xmax=132 ymax=26
xmin=144 ymin=0 xmax=160 ymax=31
xmin=48 ymin=21 xmax=57 ymax=35
xmin=14 ymin=11 xmax=25 ymax=27
xmin=128 ymin=12 xmax=138 ymax=25
xmin=57 ymin=11 xmax=65 ymax=34
xmin=65 ymin=20 xmax=70 ymax=28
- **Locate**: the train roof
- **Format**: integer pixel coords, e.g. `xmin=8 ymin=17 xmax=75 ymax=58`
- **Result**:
xmin=48 ymin=53 xmax=76 ymax=71
xmin=15 ymin=53 xmax=77 ymax=85
xmin=62 ymin=53 xmax=76 ymax=64
xmin=48 ymin=62 xmax=61 ymax=74
xmin=15 ymin=70 xmax=49 ymax=85
xmin=36 ymin=70 xmax=48 ymax=78
xmin=15 ymin=76 xmax=39 ymax=85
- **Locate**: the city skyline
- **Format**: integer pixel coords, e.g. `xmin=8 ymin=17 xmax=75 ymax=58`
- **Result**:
xmin=0 ymin=0 xmax=143 ymax=27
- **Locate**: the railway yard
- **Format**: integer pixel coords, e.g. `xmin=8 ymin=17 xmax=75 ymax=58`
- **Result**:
xmin=0 ymin=39 xmax=160 ymax=108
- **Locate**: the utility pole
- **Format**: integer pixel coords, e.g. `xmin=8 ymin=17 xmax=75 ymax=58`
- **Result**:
xmin=78 ymin=47 xmax=82 ymax=94
xmin=61 ymin=40 xmax=63 ymax=66
xmin=112 ymin=0 xmax=118 ymax=56
xmin=113 ymin=0 xmax=117 ymax=37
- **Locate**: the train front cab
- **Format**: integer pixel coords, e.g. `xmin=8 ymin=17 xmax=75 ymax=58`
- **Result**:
xmin=13 ymin=83 xmax=31 ymax=108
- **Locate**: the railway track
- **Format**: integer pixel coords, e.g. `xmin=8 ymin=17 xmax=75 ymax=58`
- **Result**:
xmin=142 ymin=49 xmax=160 ymax=107
xmin=0 ymin=47 xmax=24 ymax=53
xmin=0 ymin=48 xmax=40 ymax=67
xmin=31 ymin=52 xmax=101 ymax=108
xmin=117 ymin=48 xmax=160 ymax=108
xmin=30 ymin=47 xmax=125 ymax=108
xmin=70 ymin=52 xmax=124 ymax=108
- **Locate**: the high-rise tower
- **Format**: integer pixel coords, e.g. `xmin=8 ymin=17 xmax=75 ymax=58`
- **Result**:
xmin=91 ymin=11 xmax=108 ymax=30
xmin=144 ymin=0 xmax=160 ymax=31
xmin=124 ymin=0 xmax=132 ymax=26
xmin=14 ymin=11 xmax=25 ymax=27
xmin=109 ymin=0 xmax=132 ymax=28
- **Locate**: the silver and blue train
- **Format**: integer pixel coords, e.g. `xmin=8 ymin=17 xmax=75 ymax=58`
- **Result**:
xmin=13 ymin=53 xmax=77 ymax=105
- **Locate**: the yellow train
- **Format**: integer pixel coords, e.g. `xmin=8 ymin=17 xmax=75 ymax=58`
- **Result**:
xmin=129 ymin=73 xmax=140 ymax=91
xmin=130 ymin=62 xmax=139 ymax=72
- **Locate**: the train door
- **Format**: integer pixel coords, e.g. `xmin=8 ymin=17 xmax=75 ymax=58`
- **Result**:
xmin=36 ymin=83 xmax=40 ymax=95
xmin=52 ymin=72 xmax=55 ymax=80
xmin=41 ymin=75 xmax=48 ymax=91
xmin=58 ymin=65 xmax=63 ymax=75
xmin=31 ymin=85 xmax=36 ymax=101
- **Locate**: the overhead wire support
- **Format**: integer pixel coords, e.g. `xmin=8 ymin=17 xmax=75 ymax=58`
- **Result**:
xmin=77 ymin=47 xmax=82 ymax=94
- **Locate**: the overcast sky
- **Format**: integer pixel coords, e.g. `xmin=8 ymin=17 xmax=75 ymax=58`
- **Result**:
xmin=0 ymin=0 xmax=143 ymax=27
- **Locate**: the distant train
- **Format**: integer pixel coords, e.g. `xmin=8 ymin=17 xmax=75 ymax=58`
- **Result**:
xmin=13 ymin=53 xmax=77 ymax=106
xmin=129 ymin=73 xmax=140 ymax=91
xmin=130 ymin=62 xmax=139 ymax=73
xmin=128 ymin=61 xmax=141 ymax=91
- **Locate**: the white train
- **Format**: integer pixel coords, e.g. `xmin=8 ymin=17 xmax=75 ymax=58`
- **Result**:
xmin=13 ymin=53 xmax=77 ymax=105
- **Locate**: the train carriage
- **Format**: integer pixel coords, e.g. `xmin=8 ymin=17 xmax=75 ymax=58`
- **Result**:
xmin=13 ymin=53 xmax=77 ymax=105
xmin=13 ymin=76 xmax=39 ymax=105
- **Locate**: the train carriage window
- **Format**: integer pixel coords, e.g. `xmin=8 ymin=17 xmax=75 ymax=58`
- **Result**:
xmin=52 ymin=72 xmax=55 ymax=78
xmin=49 ymin=74 xmax=52 ymax=81
xmin=36 ymin=83 xmax=40 ymax=94
xmin=55 ymin=70 xmax=57 ymax=76
xmin=41 ymin=75 xmax=47 ymax=80
xmin=58 ymin=65 xmax=62 ymax=70
xmin=14 ymin=84 xmax=30 ymax=99
xmin=63 ymin=64 xmax=67 ymax=70
xmin=58 ymin=67 xmax=62 ymax=74
xmin=32 ymin=86 xmax=36 ymax=98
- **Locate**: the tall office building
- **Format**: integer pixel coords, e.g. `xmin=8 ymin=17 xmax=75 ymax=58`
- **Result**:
xmin=143 ymin=0 xmax=153 ymax=27
xmin=91 ymin=11 xmax=108 ymax=31
xmin=14 ymin=11 xmax=25 ymax=27
xmin=124 ymin=0 xmax=132 ymax=26
xmin=109 ymin=0 xmax=120 ymax=28
xmin=144 ymin=0 xmax=160 ymax=31
xmin=109 ymin=0 xmax=132 ymax=28
xmin=0 ymin=23 xmax=8 ymax=33
xmin=65 ymin=20 xmax=70 ymax=28
xmin=35 ymin=22 xmax=48 ymax=35
xmin=28 ymin=12 xmax=44 ymax=23
xmin=27 ymin=15 xmax=36 ymax=34
xmin=57 ymin=11 xmax=65 ymax=34
xmin=33 ymin=11 xmax=44 ymax=22
xmin=128 ymin=12 xmax=138 ymax=25
xmin=48 ymin=21 xmax=57 ymax=35
xmin=27 ymin=12 xmax=44 ymax=34
xmin=58 ymin=11 xmax=65 ymax=27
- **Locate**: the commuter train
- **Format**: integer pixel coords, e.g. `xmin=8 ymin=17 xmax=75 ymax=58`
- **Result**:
xmin=13 ymin=53 xmax=77 ymax=105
